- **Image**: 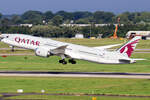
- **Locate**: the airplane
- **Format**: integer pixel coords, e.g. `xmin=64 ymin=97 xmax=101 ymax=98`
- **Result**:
xmin=0 ymin=33 xmax=144 ymax=64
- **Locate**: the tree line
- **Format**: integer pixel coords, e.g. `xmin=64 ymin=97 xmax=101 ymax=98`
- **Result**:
xmin=0 ymin=11 xmax=150 ymax=38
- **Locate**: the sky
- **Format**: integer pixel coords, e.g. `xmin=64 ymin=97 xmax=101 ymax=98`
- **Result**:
xmin=0 ymin=0 xmax=150 ymax=15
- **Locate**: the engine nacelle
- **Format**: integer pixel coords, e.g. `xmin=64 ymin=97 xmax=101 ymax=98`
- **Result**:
xmin=35 ymin=48 xmax=50 ymax=57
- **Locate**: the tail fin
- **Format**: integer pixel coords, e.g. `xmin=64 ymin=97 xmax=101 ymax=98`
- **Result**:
xmin=117 ymin=36 xmax=141 ymax=57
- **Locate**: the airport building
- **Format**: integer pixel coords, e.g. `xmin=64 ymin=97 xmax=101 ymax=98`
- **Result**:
xmin=126 ymin=31 xmax=150 ymax=40
xmin=75 ymin=33 xmax=84 ymax=39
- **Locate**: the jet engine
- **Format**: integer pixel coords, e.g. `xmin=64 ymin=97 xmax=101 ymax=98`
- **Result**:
xmin=35 ymin=48 xmax=50 ymax=57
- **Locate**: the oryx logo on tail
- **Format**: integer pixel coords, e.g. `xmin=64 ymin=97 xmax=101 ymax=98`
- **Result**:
xmin=117 ymin=36 xmax=141 ymax=57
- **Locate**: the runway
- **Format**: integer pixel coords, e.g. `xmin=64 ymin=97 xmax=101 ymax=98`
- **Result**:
xmin=1 ymin=92 xmax=150 ymax=98
xmin=0 ymin=53 xmax=34 ymax=56
xmin=0 ymin=71 xmax=150 ymax=79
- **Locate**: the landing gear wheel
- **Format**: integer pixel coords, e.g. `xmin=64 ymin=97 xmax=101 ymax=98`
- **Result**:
xmin=11 ymin=46 xmax=15 ymax=52
xmin=59 ymin=59 xmax=63 ymax=63
xmin=71 ymin=61 xmax=76 ymax=64
xmin=69 ymin=59 xmax=76 ymax=64
xmin=59 ymin=59 xmax=67 ymax=65
xmin=62 ymin=61 xmax=67 ymax=65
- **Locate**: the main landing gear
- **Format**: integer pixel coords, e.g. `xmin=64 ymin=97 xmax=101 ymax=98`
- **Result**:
xmin=68 ymin=59 xmax=76 ymax=64
xmin=10 ymin=46 xmax=14 ymax=52
xmin=59 ymin=59 xmax=76 ymax=65
xmin=59 ymin=55 xmax=76 ymax=65
xmin=59 ymin=59 xmax=67 ymax=65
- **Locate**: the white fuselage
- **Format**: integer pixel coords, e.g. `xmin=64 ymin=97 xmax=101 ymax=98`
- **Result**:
xmin=1 ymin=34 xmax=133 ymax=64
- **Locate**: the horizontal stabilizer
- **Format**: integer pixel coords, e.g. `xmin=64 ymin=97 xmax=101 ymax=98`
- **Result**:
xmin=133 ymin=58 xmax=146 ymax=61
xmin=93 ymin=44 xmax=122 ymax=50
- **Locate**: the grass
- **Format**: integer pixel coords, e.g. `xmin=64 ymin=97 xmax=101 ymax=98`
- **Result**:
xmin=0 ymin=53 xmax=149 ymax=72
xmin=55 ymin=38 xmax=123 ymax=47
xmin=0 ymin=42 xmax=9 ymax=48
xmin=0 ymin=77 xmax=150 ymax=99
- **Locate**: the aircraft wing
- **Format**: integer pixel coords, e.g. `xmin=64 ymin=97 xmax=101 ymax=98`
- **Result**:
xmin=119 ymin=58 xmax=146 ymax=64
xmin=50 ymin=45 xmax=68 ymax=55
xmin=93 ymin=44 xmax=122 ymax=50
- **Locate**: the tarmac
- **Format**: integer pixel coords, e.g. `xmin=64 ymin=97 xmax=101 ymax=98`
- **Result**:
xmin=0 ymin=71 xmax=150 ymax=79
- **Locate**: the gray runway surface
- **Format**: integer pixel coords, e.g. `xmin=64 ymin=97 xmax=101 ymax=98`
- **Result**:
xmin=0 ymin=48 xmax=26 ymax=50
xmin=0 ymin=53 xmax=34 ymax=56
xmin=0 ymin=71 xmax=150 ymax=79
xmin=1 ymin=92 xmax=150 ymax=98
